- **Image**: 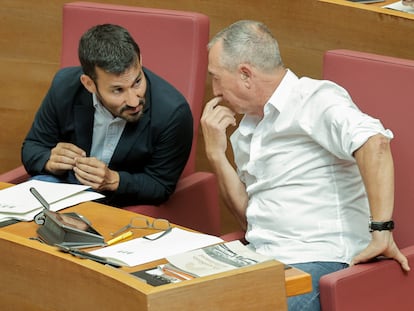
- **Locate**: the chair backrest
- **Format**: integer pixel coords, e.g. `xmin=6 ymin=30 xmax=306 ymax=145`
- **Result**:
xmin=61 ymin=2 xmax=209 ymax=177
xmin=323 ymin=49 xmax=414 ymax=249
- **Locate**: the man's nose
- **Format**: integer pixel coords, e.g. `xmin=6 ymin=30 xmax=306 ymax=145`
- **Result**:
xmin=126 ymin=88 xmax=142 ymax=107
xmin=212 ymin=80 xmax=222 ymax=97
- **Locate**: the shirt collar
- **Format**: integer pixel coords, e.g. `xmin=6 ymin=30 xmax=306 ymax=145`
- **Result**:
xmin=238 ymin=69 xmax=298 ymax=136
xmin=266 ymin=69 xmax=298 ymax=113
xmin=92 ymin=93 xmax=105 ymax=112
xmin=92 ymin=93 xmax=121 ymax=121
xmin=238 ymin=114 xmax=261 ymax=136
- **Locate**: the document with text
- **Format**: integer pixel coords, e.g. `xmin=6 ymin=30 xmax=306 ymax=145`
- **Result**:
xmin=90 ymin=228 xmax=224 ymax=267
xmin=0 ymin=180 xmax=104 ymax=222
xmin=164 ymin=240 xmax=274 ymax=278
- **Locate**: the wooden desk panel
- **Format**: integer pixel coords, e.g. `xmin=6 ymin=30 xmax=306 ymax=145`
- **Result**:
xmin=0 ymin=230 xmax=148 ymax=310
xmin=0 ymin=181 xmax=311 ymax=309
xmin=0 ymin=230 xmax=288 ymax=311
xmin=1 ymin=200 xmax=311 ymax=298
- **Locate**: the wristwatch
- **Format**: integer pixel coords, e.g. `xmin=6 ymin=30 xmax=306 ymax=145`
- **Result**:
xmin=369 ymin=219 xmax=394 ymax=232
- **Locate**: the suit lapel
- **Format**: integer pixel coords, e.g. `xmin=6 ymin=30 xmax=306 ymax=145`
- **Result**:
xmin=74 ymin=89 xmax=95 ymax=154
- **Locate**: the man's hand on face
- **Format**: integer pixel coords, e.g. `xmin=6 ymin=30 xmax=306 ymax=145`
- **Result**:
xmin=200 ymin=96 xmax=237 ymax=160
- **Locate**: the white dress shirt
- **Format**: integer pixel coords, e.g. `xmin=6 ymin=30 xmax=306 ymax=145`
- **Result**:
xmin=231 ymin=70 xmax=393 ymax=264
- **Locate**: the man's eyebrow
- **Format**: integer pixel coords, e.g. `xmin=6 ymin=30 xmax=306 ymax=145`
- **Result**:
xmin=208 ymin=69 xmax=215 ymax=76
xmin=108 ymin=71 xmax=143 ymax=90
xmin=131 ymin=71 xmax=143 ymax=86
xmin=208 ymin=71 xmax=220 ymax=79
xmin=109 ymin=83 xmax=124 ymax=90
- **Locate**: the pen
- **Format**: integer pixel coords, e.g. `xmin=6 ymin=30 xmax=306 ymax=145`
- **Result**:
xmin=30 ymin=187 xmax=50 ymax=210
xmin=161 ymin=265 xmax=195 ymax=280
xmin=106 ymin=231 xmax=133 ymax=246
xmin=56 ymin=244 xmax=121 ymax=267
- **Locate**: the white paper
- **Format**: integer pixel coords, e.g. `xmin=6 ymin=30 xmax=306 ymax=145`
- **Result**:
xmin=90 ymin=228 xmax=224 ymax=267
xmin=383 ymin=1 xmax=414 ymax=13
xmin=0 ymin=180 xmax=104 ymax=221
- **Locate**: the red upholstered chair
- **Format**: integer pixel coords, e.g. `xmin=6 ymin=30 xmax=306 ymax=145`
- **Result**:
xmin=221 ymin=50 xmax=414 ymax=307
xmin=0 ymin=2 xmax=220 ymax=236
xmin=318 ymin=49 xmax=414 ymax=311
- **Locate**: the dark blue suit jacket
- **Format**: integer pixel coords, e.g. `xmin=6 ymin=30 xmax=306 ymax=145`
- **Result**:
xmin=22 ymin=66 xmax=193 ymax=207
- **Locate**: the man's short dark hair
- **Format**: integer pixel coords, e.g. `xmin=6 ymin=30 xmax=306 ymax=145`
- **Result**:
xmin=78 ymin=24 xmax=141 ymax=81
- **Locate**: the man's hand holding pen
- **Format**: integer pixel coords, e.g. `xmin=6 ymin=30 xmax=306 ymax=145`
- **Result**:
xmin=45 ymin=142 xmax=86 ymax=175
xmin=45 ymin=142 xmax=120 ymax=192
xmin=73 ymin=157 xmax=120 ymax=192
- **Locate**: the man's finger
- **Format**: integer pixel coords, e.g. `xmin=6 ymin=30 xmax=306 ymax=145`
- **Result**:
xmin=58 ymin=142 xmax=86 ymax=157
xmin=350 ymin=246 xmax=379 ymax=266
xmin=394 ymin=251 xmax=411 ymax=272
xmin=205 ymin=96 xmax=223 ymax=110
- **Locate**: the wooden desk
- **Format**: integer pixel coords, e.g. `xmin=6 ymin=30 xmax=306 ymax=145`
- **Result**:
xmin=0 ymin=186 xmax=311 ymax=310
xmin=320 ymin=0 xmax=414 ymax=19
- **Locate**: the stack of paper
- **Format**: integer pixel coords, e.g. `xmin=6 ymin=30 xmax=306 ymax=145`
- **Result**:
xmin=90 ymin=228 xmax=224 ymax=267
xmin=0 ymin=180 xmax=105 ymax=222
xmin=165 ymin=240 xmax=273 ymax=278
xmin=383 ymin=1 xmax=414 ymax=13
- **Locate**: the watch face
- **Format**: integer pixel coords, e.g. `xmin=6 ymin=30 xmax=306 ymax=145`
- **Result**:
xmin=369 ymin=220 xmax=394 ymax=231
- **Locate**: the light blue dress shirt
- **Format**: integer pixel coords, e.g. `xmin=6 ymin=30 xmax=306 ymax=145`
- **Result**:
xmin=90 ymin=94 xmax=127 ymax=165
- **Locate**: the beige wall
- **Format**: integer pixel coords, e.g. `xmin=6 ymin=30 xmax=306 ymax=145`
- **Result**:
xmin=1 ymin=0 xmax=413 ymax=233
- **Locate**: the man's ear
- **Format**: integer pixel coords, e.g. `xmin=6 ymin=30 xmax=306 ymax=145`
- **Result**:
xmin=238 ymin=64 xmax=252 ymax=89
xmin=238 ymin=64 xmax=252 ymax=81
xmin=80 ymin=74 xmax=96 ymax=94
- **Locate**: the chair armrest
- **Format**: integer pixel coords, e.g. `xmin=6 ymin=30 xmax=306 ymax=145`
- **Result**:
xmin=220 ymin=230 xmax=246 ymax=244
xmin=0 ymin=166 xmax=30 ymax=184
xmin=320 ymin=245 xmax=414 ymax=311
xmin=124 ymin=171 xmax=221 ymax=236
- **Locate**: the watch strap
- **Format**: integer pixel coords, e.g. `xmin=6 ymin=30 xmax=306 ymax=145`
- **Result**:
xmin=369 ymin=220 xmax=394 ymax=232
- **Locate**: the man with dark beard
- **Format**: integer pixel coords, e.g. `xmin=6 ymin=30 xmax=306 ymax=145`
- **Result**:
xmin=22 ymin=24 xmax=193 ymax=207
